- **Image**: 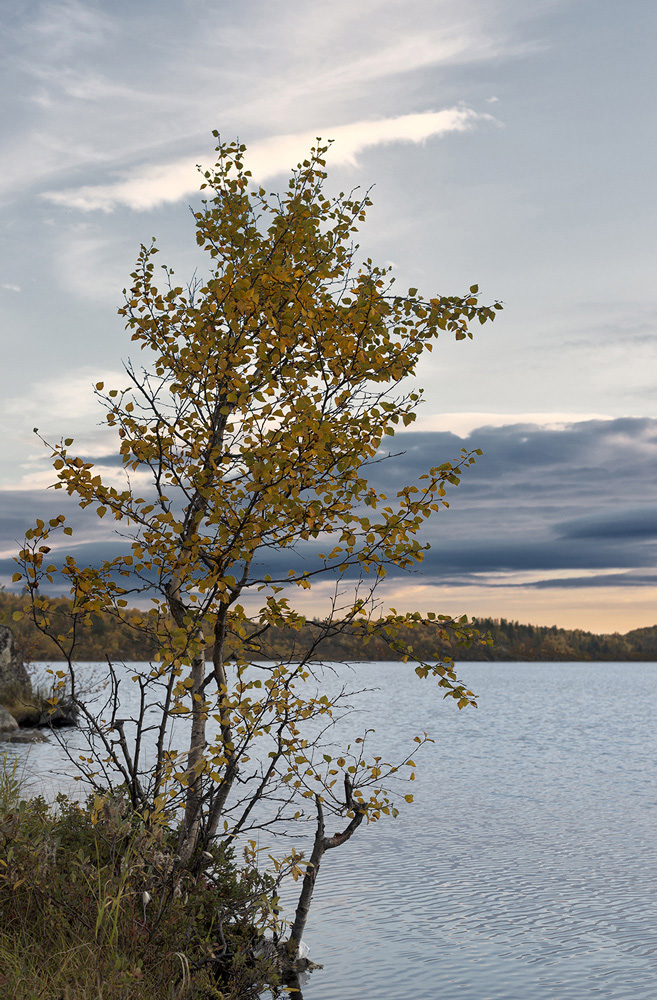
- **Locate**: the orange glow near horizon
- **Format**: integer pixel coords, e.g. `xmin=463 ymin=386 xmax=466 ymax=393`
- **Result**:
xmin=2 ymin=574 xmax=654 ymax=637
xmin=269 ymin=581 xmax=657 ymax=636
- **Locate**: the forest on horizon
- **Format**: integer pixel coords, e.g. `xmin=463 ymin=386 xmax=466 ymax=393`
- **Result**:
xmin=2 ymin=590 xmax=657 ymax=664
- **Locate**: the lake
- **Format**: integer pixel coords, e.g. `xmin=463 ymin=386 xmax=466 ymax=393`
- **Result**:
xmin=5 ymin=661 xmax=657 ymax=999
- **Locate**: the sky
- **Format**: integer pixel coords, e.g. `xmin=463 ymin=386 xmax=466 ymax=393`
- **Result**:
xmin=1 ymin=0 xmax=656 ymax=633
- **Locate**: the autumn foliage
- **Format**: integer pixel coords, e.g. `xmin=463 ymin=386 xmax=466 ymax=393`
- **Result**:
xmin=13 ymin=139 xmax=500 ymax=953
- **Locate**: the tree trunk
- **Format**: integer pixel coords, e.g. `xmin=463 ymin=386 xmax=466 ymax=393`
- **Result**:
xmin=165 ymin=578 xmax=209 ymax=865
xmin=288 ymin=778 xmax=366 ymax=957
xmin=287 ymin=796 xmax=326 ymax=956
xmin=178 ymin=647 xmax=207 ymax=864
xmin=203 ymin=609 xmax=238 ymax=844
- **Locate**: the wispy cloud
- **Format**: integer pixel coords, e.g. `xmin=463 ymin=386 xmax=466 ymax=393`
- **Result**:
xmin=30 ymin=0 xmax=116 ymax=55
xmin=409 ymin=411 xmax=614 ymax=436
xmin=299 ymin=28 xmax=502 ymax=92
xmin=50 ymin=224 xmax=134 ymax=302
xmin=0 ymin=0 xmax=511 ymax=204
xmin=2 ymin=367 xmax=125 ymax=426
xmin=0 ymin=367 xmax=126 ymax=490
xmin=1 ymin=283 xmax=21 ymax=292
xmin=42 ymin=108 xmax=494 ymax=212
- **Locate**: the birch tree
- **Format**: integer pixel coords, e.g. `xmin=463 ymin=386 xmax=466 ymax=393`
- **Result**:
xmin=15 ymin=137 xmax=500 ymax=953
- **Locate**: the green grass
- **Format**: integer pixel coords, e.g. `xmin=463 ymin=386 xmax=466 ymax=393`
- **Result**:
xmin=0 ymin=681 xmax=47 ymax=726
xmin=0 ymin=759 xmax=279 ymax=999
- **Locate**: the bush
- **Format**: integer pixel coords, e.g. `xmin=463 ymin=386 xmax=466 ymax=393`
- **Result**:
xmin=0 ymin=763 xmax=279 ymax=999
xmin=0 ymin=679 xmax=44 ymax=726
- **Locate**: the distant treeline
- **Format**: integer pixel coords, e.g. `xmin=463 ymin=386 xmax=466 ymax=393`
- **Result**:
xmin=2 ymin=590 xmax=657 ymax=662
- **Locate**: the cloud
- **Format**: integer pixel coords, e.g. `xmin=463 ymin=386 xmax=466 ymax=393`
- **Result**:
xmin=0 ymin=366 xmax=127 ymax=493
xmin=31 ymin=0 xmax=115 ymax=56
xmin=50 ymin=225 xmax=134 ymax=302
xmin=1 ymin=0 xmax=513 ymax=210
xmin=2 ymin=367 xmax=126 ymax=427
xmin=1 ymin=283 xmax=21 ymax=292
xmin=42 ymin=108 xmax=494 ymax=212
xmin=360 ymin=418 xmax=657 ymax=586
xmin=304 ymin=29 xmax=501 ymax=91
xmin=409 ymin=411 xmax=614 ymax=436
xmin=557 ymin=507 xmax=657 ymax=541
xmin=3 ymin=416 xmax=657 ymax=592
xmin=368 ymin=578 xmax=657 ymax=634
xmin=527 ymin=572 xmax=657 ymax=590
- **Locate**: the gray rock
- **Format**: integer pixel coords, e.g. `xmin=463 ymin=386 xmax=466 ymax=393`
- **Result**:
xmin=0 ymin=705 xmax=19 ymax=732
xmin=38 ymin=702 xmax=79 ymax=728
xmin=6 ymin=729 xmax=49 ymax=743
xmin=0 ymin=624 xmax=31 ymax=693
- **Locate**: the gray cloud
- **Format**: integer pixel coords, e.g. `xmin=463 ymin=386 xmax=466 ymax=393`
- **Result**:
xmin=527 ymin=573 xmax=657 ymax=590
xmin=3 ymin=418 xmax=657 ymax=593
xmin=557 ymin=507 xmax=657 ymax=541
xmin=346 ymin=418 xmax=657 ymax=585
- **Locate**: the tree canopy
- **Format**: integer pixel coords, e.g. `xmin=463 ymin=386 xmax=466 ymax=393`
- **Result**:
xmin=14 ymin=138 xmax=501 ymax=956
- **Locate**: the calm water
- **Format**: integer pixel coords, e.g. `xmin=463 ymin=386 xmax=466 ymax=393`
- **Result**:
xmin=6 ymin=661 xmax=657 ymax=999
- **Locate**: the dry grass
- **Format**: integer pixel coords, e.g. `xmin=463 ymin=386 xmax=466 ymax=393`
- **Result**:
xmin=0 ymin=759 xmax=279 ymax=999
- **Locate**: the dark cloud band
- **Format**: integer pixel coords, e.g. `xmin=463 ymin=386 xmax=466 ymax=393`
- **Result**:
xmin=3 ymin=418 xmax=657 ymax=592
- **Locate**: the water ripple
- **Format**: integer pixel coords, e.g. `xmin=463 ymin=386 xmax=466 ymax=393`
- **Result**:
xmin=8 ymin=661 xmax=657 ymax=999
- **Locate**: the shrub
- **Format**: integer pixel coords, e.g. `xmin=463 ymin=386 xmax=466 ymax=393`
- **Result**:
xmin=0 ymin=766 xmax=278 ymax=999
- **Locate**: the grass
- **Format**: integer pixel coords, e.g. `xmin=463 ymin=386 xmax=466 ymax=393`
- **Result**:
xmin=0 ymin=681 xmax=48 ymax=726
xmin=0 ymin=675 xmax=82 ymax=729
xmin=0 ymin=757 xmax=280 ymax=999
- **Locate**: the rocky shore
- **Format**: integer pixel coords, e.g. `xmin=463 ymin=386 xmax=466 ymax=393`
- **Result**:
xmin=0 ymin=624 xmax=77 ymax=741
